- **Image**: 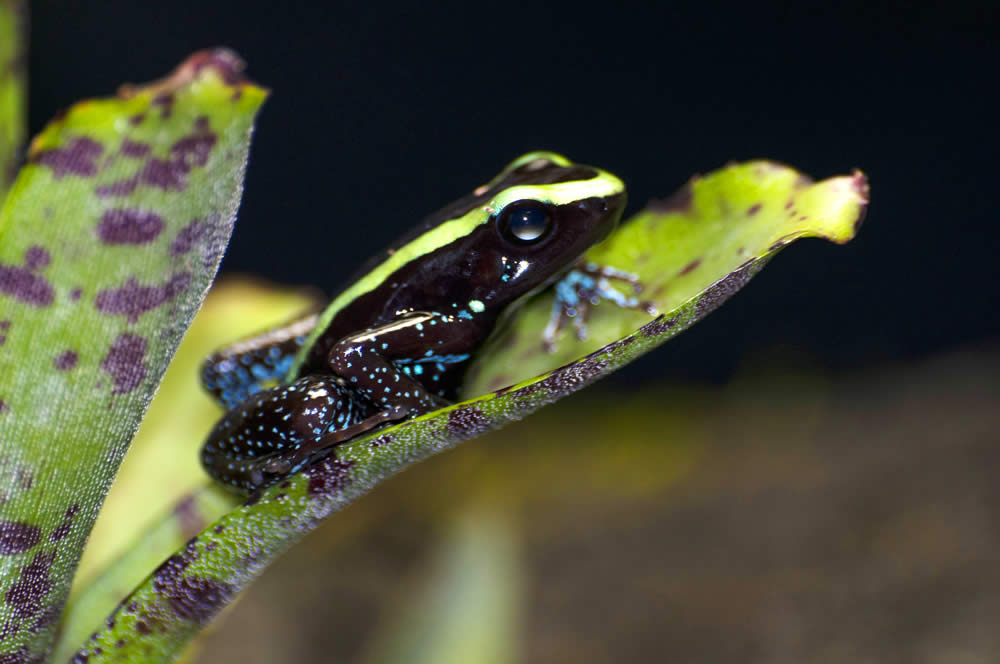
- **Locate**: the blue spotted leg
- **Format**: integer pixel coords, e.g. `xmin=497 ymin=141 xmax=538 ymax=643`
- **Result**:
xmin=544 ymin=261 xmax=658 ymax=350
xmin=201 ymin=374 xmax=382 ymax=491
xmin=201 ymin=312 xmax=319 ymax=409
xmin=327 ymin=311 xmax=465 ymax=416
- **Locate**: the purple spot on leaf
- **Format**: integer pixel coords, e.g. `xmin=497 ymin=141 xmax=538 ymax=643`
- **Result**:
xmin=49 ymin=521 xmax=71 ymax=542
xmin=4 ymin=550 xmax=55 ymax=621
xmin=170 ymin=132 xmax=217 ymax=173
xmin=446 ymin=407 xmax=492 ymax=438
xmin=94 ymin=272 xmax=191 ymax=323
xmin=169 ymin=219 xmax=208 ymax=256
xmin=54 ymin=350 xmax=78 ymax=371
xmin=0 ymin=262 xmax=55 ymax=306
xmin=23 ymin=247 xmax=51 ymax=271
xmin=100 ymin=333 xmax=148 ymax=394
xmin=304 ymin=457 xmax=354 ymax=498
xmin=640 ymin=315 xmax=681 ymax=338
xmin=96 ymin=209 xmax=165 ymax=245
xmin=679 ymin=259 xmax=701 ymax=276
xmin=747 ymin=203 xmax=762 ymax=215
xmin=120 ymin=139 xmax=151 ymax=158
xmin=70 ymin=287 xmax=83 ymax=301
xmin=138 ymin=158 xmax=185 ymax=191
xmin=163 ymin=575 xmax=233 ymax=624
xmin=149 ymin=542 xmax=232 ymax=624
xmin=152 ymin=92 xmax=175 ymax=118
xmin=0 ymin=521 xmax=41 ymax=555
xmin=31 ymin=137 xmax=103 ymax=178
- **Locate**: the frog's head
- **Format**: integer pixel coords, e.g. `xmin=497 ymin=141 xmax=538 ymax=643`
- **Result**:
xmin=468 ymin=151 xmax=627 ymax=303
xmin=331 ymin=152 xmax=626 ymax=326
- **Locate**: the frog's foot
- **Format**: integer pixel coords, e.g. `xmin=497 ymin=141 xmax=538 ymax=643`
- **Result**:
xmin=543 ymin=262 xmax=658 ymax=352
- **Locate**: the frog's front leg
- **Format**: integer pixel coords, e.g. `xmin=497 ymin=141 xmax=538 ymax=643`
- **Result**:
xmin=328 ymin=311 xmax=470 ymax=418
xmin=544 ymin=262 xmax=658 ymax=350
xmin=201 ymin=312 xmax=319 ymax=409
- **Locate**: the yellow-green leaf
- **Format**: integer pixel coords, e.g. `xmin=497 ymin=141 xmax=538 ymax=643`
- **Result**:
xmin=0 ymin=50 xmax=266 ymax=660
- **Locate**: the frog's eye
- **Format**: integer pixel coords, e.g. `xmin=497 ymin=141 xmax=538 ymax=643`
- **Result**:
xmin=497 ymin=200 xmax=552 ymax=244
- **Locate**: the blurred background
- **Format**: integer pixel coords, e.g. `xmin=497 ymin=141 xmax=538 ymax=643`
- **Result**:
xmin=29 ymin=1 xmax=999 ymax=661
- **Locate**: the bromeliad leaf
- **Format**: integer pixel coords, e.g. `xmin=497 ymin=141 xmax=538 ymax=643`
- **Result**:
xmin=0 ymin=0 xmax=27 ymax=206
xmin=0 ymin=50 xmax=266 ymax=660
xmin=72 ymin=161 xmax=867 ymax=661
xmin=53 ymin=281 xmax=316 ymax=661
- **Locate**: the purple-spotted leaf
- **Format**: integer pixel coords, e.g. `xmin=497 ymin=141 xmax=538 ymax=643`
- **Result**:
xmin=53 ymin=281 xmax=314 ymax=661
xmin=71 ymin=161 xmax=866 ymax=661
xmin=0 ymin=0 xmax=27 ymax=206
xmin=0 ymin=50 xmax=266 ymax=660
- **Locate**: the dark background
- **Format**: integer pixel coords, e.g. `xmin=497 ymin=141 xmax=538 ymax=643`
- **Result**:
xmin=27 ymin=1 xmax=998 ymax=381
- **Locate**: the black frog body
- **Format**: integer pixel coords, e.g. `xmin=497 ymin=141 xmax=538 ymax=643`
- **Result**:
xmin=200 ymin=152 xmax=638 ymax=492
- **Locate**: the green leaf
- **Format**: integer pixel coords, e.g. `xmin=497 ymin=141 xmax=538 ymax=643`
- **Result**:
xmin=70 ymin=160 xmax=866 ymax=661
xmin=0 ymin=0 xmax=27 ymax=206
xmin=53 ymin=281 xmax=313 ymax=662
xmin=0 ymin=50 xmax=266 ymax=660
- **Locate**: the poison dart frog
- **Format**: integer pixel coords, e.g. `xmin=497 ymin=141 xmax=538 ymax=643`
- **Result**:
xmin=200 ymin=152 xmax=652 ymax=492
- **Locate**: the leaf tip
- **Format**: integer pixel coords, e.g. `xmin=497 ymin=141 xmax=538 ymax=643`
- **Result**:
xmin=647 ymin=178 xmax=695 ymax=214
xmin=117 ymin=48 xmax=262 ymax=99
xmin=848 ymin=168 xmax=870 ymax=236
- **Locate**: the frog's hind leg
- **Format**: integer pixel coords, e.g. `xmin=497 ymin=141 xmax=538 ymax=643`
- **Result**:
xmin=201 ymin=312 xmax=319 ymax=410
xmin=201 ymin=373 xmax=368 ymax=492
xmin=263 ymin=405 xmax=409 ymax=478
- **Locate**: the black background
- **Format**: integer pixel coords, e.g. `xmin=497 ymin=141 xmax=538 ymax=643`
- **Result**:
xmin=27 ymin=1 xmax=998 ymax=383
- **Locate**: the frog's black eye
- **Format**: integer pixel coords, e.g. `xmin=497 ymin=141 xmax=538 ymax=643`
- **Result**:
xmin=497 ymin=200 xmax=552 ymax=244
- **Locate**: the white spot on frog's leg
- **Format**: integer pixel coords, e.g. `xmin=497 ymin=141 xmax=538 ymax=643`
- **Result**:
xmin=469 ymin=299 xmax=485 ymax=313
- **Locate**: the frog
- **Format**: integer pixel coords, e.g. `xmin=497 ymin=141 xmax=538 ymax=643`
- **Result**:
xmin=200 ymin=152 xmax=653 ymax=493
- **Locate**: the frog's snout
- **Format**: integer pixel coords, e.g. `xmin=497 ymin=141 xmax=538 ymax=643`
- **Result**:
xmin=585 ymin=190 xmax=626 ymax=240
